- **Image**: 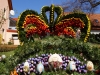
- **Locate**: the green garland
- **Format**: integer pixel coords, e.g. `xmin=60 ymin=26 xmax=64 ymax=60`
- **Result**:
xmin=41 ymin=6 xmax=50 ymax=24
xmin=49 ymin=4 xmax=54 ymax=26
xmin=60 ymin=13 xmax=91 ymax=42
xmin=84 ymin=16 xmax=91 ymax=42
xmin=54 ymin=5 xmax=63 ymax=24
xmin=17 ymin=10 xmax=39 ymax=43
xmin=7 ymin=36 xmax=100 ymax=75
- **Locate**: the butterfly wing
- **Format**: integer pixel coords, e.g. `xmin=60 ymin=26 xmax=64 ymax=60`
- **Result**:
xmin=54 ymin=18 xmax=85 ymax=37
xmin=17 ymin=10 xmax=50 ymax=43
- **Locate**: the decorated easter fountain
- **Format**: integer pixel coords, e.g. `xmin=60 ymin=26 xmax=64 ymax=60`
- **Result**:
xmin=9 ymin=4 xmax=100 ymax=75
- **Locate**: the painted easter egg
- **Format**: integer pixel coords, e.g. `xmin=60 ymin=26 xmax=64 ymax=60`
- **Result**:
xmin=37 ymin=62 xmax=44 ymax=74
xmin=86 ymin=61 xmax=94 ymax=71
xmin=69 ymin=61 xmax=76 ymax=71
xmin=48 ymin=53 xmax=63 ymax=69
xmin=23 ymin=61 xmax=30 ymax=72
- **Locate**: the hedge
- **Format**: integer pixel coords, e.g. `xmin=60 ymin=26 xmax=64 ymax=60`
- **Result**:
xmin=0 ymin=45 xmax=18 ymax=52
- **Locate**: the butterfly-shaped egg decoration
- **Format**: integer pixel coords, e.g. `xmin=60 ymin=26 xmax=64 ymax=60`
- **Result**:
xmin=37 ymin=61 xmax=44 ymax=74
xmin=17 ymin=4 xmax=90 ymax=43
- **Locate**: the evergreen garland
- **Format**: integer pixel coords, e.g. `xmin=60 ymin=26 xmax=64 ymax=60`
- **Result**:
xmin=41 ymin=6 xmax=50 ymax=24
xmin=7 ymin=36 xmax=100 ymax=75
xmin=60 ymin=13 xmax=91 ymax=42
xmin=17 ymin=10 xmax=39 ymax=43
xmin=54 ymin=5 xmax=63 ymax=25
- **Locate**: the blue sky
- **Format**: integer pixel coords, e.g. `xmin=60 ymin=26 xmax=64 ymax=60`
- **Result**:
xmin=12 ymin=0 xmax=65 ymax=18
xmin=12 ymin=0 xmax=100 ymax=18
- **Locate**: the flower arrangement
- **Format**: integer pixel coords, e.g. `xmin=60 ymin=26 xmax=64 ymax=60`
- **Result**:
xmin=54 ymin=18 xmax=85 ymax=37
xmin=10 ymin=69 xmax=18 ymax=75
xmin=23 ymin=15 xmax=85 ymax=38
xmin=17 ymin=5 xmax=91 ymax=43
xmin=23 ymin=15 xmax=50 ymax=37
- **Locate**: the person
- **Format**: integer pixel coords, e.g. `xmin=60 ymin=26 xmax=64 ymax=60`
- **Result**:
xmin=76 ymin=28 xmax=81 ymax=40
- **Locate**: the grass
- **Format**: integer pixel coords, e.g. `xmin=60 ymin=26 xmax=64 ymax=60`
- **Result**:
xmin=88 ymin=42 xmax=100 ymax=48
xmin=0 ymin=50 xmax=14 ymax=57
xmin=0 ymin=45 xmax=17 ymax=57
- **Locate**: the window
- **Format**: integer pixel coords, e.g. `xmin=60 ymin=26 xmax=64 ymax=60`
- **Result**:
xmin=9 ymin=28 xmax=12 ymax=29
xmin=94 ymin=19 xmax=99 ymax=23
xmin=12 ymin=34 xmax=18 ymax=40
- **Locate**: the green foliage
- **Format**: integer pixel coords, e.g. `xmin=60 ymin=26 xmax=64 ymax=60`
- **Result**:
xmin=8 ymin=42 xmax=13 ymax=45
xmin=41 ymin=6 xmax=50 ymax=24
xmin=54 ymin=6 xmax=63 ymax=25
xmin=41 ymin=4 xmax=63 ymax=26
xmin=49 ymin=4 xmax=54 ymax=26
xmin=88 ymin=33 xmax=100 ymax=44
xmin=4 ymin=36 xmax=99 ymax=75
xmin=29 ymin=71 xmax=95 ymax=75
xmin=17 ymin=10 xmax=39 ymax=43
xmin=0 ymin=51 xmax=14 ymax=57
xmin=0 ymin=58 xmax=9 ymax=74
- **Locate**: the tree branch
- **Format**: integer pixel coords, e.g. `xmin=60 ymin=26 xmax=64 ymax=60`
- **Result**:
xmin=91 ymin=1 xmax=100 ymax=7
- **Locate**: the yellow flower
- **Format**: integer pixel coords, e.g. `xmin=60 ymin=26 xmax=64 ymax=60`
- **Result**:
xmin=22 ymin=26 xmax=24 ymax=28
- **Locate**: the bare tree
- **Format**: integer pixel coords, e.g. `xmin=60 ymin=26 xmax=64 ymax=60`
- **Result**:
xmin=61 ymin=0 xmax=100 ymax=13
xmin=0 ymin=8 xmax=8 ymax=44
xmin=0 ymin=9 xmax=6 ymax=29
xmin=79 ymin=0 xmax=100 ymax=8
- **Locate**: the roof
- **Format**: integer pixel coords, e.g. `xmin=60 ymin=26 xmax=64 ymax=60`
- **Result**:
xmin=8 ymin=0 xmax=13 ymax=10
xmin=88 ymin=14 xmax=100 ymax=30
xmin=13 ymin=18 xmax=18 ymax=21
xmin=64 ymin=12 xmax=100 ymax=30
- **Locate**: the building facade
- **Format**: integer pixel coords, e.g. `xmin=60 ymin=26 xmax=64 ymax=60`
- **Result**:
xmin=89 ymin=14 xmax=100 ymax=34
xmin=0 ymin=0 xmax=19 ymax=45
